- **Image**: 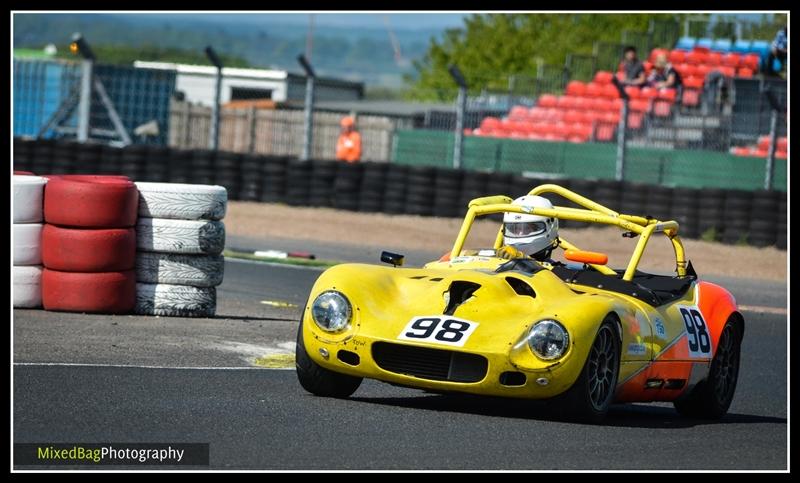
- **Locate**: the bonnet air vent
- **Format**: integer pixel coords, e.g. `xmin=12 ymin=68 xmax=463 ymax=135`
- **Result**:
xmin=443 ymin=281 xmax=481 ymax=315
xmin=506 ymin=277 xmax=536 ymax=298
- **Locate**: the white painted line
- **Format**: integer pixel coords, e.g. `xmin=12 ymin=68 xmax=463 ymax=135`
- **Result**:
xmin=738 ymin=305 xmax=788 ymax=315
xmin=13 ymin=362 xmax=295 ymax=371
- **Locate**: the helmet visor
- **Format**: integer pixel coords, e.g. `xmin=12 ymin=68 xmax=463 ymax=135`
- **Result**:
xmin=504 ymin=221 xmax=547 ymax=238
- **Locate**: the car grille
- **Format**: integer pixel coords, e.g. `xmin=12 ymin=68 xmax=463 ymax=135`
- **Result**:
xmin=371 ymin=342 xmax=488 ymax=383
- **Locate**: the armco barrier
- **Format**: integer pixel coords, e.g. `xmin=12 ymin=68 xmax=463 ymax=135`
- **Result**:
xmin=12 ymin=137 xmax=786 ymax=249
xmin=392 ymin=129 xmax=788 ymax=192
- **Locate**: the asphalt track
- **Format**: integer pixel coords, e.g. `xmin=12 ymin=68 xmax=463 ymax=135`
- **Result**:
xmin=13 ymin=258 xmax=788 ymax=470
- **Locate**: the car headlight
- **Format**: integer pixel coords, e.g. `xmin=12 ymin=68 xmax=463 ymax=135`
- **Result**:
xmin=528 ymin=319 xmax=570 ymax=360
xmin=311 ymin=290 xmax=352 ymax=332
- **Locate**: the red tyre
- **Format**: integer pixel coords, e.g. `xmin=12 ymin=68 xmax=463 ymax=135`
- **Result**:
xmin=42 ymin=269 xmax=136 ymax=314
xmin=44 ymin=175 xmax=138 ymax=228
xmin=41 ymin=225 xmax=136 ymax=272
xmin=14 ymin=170 xmax=35 ymax=176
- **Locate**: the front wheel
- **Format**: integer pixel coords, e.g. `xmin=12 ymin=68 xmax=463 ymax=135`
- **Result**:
xmin=295 ymin=321 xmax=363 ymax=398
xmin=556 ymin=317 xmax=621 ymax=424
xmin=674 ymin=320 xmax=741 ymax=419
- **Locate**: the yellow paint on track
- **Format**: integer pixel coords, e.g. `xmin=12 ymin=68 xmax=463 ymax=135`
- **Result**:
xmin=253 ymin=353 xmax=295 ymax=368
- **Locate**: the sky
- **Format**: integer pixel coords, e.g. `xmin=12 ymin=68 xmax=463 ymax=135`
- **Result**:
xmin=126 ymin=13 xmax=469 ymax=30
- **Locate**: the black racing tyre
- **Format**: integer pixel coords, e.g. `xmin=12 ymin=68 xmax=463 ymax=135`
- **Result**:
xmin=295 ymin=321 xmax=362 ymax=398
xmin=556 ymin=317 xmax=621 ymax=424
xmin=674 ymin=318 xmax=742 ymax=419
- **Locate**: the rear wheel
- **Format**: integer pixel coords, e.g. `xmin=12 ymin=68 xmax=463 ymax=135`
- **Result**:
xmin=295 ymin=321 xmax=363 ymax=398
xmin=557 ymin=318 xmax=621 ymax=424
xmin=674 ymin=320 xmax=741 ymax=419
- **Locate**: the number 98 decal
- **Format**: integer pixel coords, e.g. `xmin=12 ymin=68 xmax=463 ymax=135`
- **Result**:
xmin=398 ymin=316 xmax=479 ymax=347
xmin=677 ymin=305 xmax=713 ymax=359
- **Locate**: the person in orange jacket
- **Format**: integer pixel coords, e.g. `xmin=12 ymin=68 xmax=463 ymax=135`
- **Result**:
xmin=336 ymin=116 xmax=362 ymax=163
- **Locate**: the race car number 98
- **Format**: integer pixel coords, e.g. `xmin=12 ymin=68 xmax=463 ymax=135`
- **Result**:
xmin=398 ymin=316 xmax=479 ymax=347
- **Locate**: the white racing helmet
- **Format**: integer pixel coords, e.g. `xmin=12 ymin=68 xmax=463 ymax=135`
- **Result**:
xmin=502 ymin=195 xmax=559 ymax=257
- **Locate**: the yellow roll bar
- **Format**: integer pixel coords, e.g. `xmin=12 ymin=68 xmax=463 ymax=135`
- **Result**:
xmin=450 ymin=183 xmax=687 ymax=282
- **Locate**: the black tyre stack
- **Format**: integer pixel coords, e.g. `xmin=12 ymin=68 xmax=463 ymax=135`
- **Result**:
xmin=405 ymin=166 xmax=436 ymax=216
xmin=99 ymin=144 xmax=122 ymax=175
xmin=166 ymin=148 xmax=192 ymax=184
xmin=721 ymin=189 xmax=752 ymax=245
xmin=383 ymin=164 xmax=408 ymax=214
xmin=142 ymin=145 xmax=170 ymax=182
xmin=748 ymin=190 xmax=779 ymax=247
xmin=74 ymin=142 xmax=102 ymax=175
xmin=644 ymin=185 xmax=674 ymax=222
xmin=120 ymin=144 xmax=148 ymax=181
xmin=670 ymin=187 xmax=700 ymax=239
xmin=459 ymin=171 xmax=491 ymax=217
xmin=486 ymin=171 xmax=514 ymax=198
xmin=358 ymin=162 xmax=388 ymax=213
xmin=594 ymin=179 xmax=623 ymax=213
xmin=260 ymin=156 xmax=289 ymax=204
xmin=432 ymin=167 xmax=463 ymax=218
xmin=776 ymin=191 xmax=787 ymax=250
xmin=13 ymin=138 xmax=34 ymax=172
xmin=566 ymin=178 xmax=600 ymax=229
xmin=696 ymin=188 xmax=725 ymax=241
xmin=30 ymin=139 xmax=54 ymax=175
xmin=620 ymin=182 xmax=649 ymax=217
xmin=332 ymin=162 xmax=363 ymax=211
xmin=309 ymin=159 xmax=338 ymax=207
xmin=239 ymin=154 xmax=263 ymax=202
xmin=285 ymin=159 xmax=312 ymax=207
xmin=215 ymin=151 xmax=241 ymax=201
xmin=189 ymin=149 xmax=215 ymax=186
xmin=50 ymin=140 xmax=77 ymax=175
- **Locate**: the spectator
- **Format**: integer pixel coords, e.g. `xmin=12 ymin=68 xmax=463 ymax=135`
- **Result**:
xmin=764 ymin=27 xmax=787 ymax=77
xmin=620 ymin=46 xmax=646 ymax=87
xmin=335 ymin=116 xmax=362 ymax=163
xmin=647 ymin=54 xmax=682 ymax=90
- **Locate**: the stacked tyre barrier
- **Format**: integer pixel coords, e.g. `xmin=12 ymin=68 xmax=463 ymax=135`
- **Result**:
xmin=13 ymin=175 xmax=47 ymax=308
xmin=134 ymin=183 xmax=228 ymax=318
xmin=12 ymin=137 xmax=788 ymax=250
xmin=41 ymin=175 xmax=139 ymax=314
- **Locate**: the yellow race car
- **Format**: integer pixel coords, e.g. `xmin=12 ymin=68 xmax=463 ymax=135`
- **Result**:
xmin=295 ymin=184 xmax=744 ymax=423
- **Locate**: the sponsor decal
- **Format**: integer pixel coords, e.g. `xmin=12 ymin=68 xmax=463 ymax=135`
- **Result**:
xmin=654 ymin=318 xmax=667 ymax=339
xmin=398 ymin=316 xmax=479 ymax=347
xmin=627 ymin=342 xmax=647 ymax=355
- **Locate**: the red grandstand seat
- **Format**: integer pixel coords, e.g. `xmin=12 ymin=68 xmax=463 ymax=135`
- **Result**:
xmin=509 ymin=105 xmax=529 ymax=120
xmin=629 ymin=99 xmax=651 ymax=113
xmin=669 ymin=50 xmax=687 ymax=65
xmin=601 ymin=111 xmax=621 ymax=124
xmin=528 ymin=107 xmax=548 ymax=120
xmin=722 ymin=53 xmax=741 ymax=68
xmin=686 ymin=51 xmax=707 ymax=65
xmin=593 ymin=71 xmax=614 ymax=85
xmin=575 ymin=111 xmax=593 ymax=124
xmin=758 ymin=136 xmax=771 ymax=151
xmin=624 ymin=86 xmax=641 ymax=99
xmin=564 ymin=110 xmax=582 ymax=124
xmin=610 ymin=98 xmax=624 ymax=111
xmin=627 ymin=111 xmax=645 ymax=130
xmin=640 ymin=87 xmax=659 ymax=100
xmin=706 ymin=52 xmax=722 ymax=66
xmin=776 ymin=150 xmax=787 ymax=159
xmin=715 ymin=66 xmax=735 ymax=78
xmin=695 ymin=65 xmax=712 ymax=78
xmin=568 ymin=123 xmax=593 ymax=141
xmin=737 ymin=67 xmax=754 ymax=78
xmin=731 ymin=146 xmax=751 ymax=157
xmin=547 ymin=109 xmax=565 ymax=122
xmin=595 ymin=122 xmax=618 ymax=142
xmin=681 ymin=76 xmax=704 ymax=107
xmin=531 ymin=123 xmax=550 ymax=136
xmin=584 ymin=82 xmax=603 ymax=97
xmin=649 ymin=48 xmax=670 ymax=63
xmin=692 ymin=46 xmax=711 ymax=54
xmin=566 ymin=80 xmax=587 ymax=97
xmin=592 ymin=98 xmax=613 ymax=111
xmin=557 ymin=96 xmax=577 ymax=109
xmin=653 ymin=91 xmax=675 ymax=118
xmin=643 ymin=61 xmax=653 ymax=75
xmin=752 ymin=149 xmax=769 ymax=158
xmin=742 ymin=54 xmax=760 ymax=71
xmin=571 ymin=97 xmax=590 ymax=110
xmin=538 ymin=94 xmax=558 ymax=108
xmin=658 ymin=88 xmax=677 ymax=103
xmin=601 ymin=83 xmax=620 ymax=99
xmin=778 ymin=137 xmax=788 ymax=152
xmin=480 ymin=117 xmax=502 ymax=133
xmin=683 ymin=76 xmax=704 ymax=89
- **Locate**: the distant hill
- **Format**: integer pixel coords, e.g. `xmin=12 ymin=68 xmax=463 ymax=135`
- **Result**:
xmin=13 ymin=13 xmax=453 ymax=87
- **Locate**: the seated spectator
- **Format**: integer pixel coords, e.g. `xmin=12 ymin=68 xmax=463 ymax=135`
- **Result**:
xmin=620 ymin=46 xmax=646 ymax=87
xmin=647 ymin=54 xmax=682 ymax=90
xmin=764 ymin=26 xmax=787 ymax=76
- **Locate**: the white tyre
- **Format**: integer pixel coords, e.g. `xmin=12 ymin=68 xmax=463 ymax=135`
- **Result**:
xmin=135 ymin=182 xmax=227 ymax=220
xmin=136 ymin=218 xmax=225 ymax=255
xmin=14 ymin=265 xmax=43 ymax=308
xmin=13 ymin=175 xmax=47 ymax=223
xmin=13 ymin=223 xmax=43 ymax=266
xmin=136 ymin=252 xmax=224 ymax=287
xmin=134 ymin=283 xmax=216 ymax=317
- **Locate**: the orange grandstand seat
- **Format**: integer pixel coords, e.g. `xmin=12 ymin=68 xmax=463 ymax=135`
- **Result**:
xmin=584 ymin=82 xmax=603 ymax=97
xmin=737 ymin=67 xmax=754 ymax=78
xmin=624 ymin=86 xmax=641 ymax=99
xmin=706 ymin=52 xmax=722 ymax=66
xmin=722 ymin=53 xmax=741 ymax=68
xmin=538 ymin=94 xmax=558 ymax=108
xmin=742 ymin=54 xmax=760 ymax=71
xmin=593 ymin=71 xmax=614 ymax=85
xmin=566 ymin=80 xmax=587 ymax=97
xmin=669 ymin=50 xmax=687 ymax=65
xmin=686 ymin=51 xmax=707 ymax=65
xmin=601 ymin=83 xmax=620 ymax=99
xmin=629 ymin=99 xmax=651 ymax=113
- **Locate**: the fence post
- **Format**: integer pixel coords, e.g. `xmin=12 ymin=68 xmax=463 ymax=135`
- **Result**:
xmin=247 ymin=106 xmax=257 ymax=154
xmin=763 ymin=87 xmax=781 ymax=190
xmin=77 ymin=59 xmax=93 ymax=142
xmin=448 ymin=65 xmax=468 ymax=170
xmin=612 ymin=78 xmax=629 ymax=181
xmin=205 ymin=46 xmax=223 ymax=151
xmin=297 ymin=54 xmax=316 ymax=161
